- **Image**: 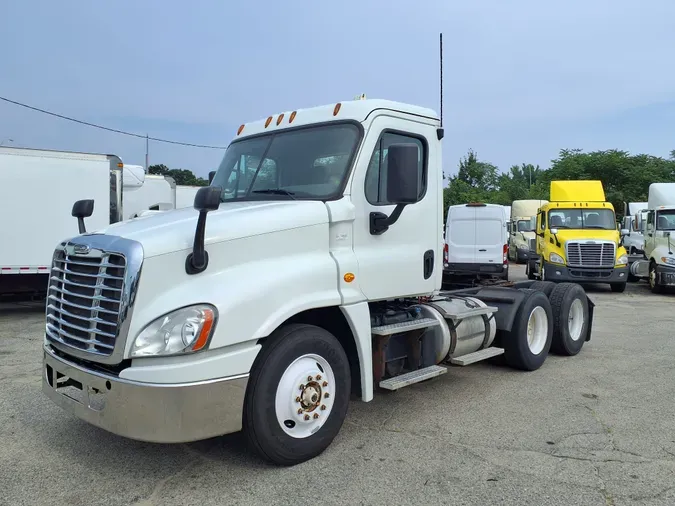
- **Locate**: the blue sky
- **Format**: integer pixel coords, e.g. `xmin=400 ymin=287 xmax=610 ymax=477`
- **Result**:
xmin=2 ymin=0 xmax=674 ymax=180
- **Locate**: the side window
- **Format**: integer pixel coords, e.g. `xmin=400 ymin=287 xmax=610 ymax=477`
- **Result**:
xmin=539 ymin=211 xmax=546 ymax=231
xmin=365 ymin=132 xmax=426 ymax=206
xmin=647 ymin=211 xmax=654 ymax=229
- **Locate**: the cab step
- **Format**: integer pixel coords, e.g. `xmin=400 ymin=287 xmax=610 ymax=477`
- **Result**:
xmin=371 ymin=317 xmax=440 ymax=336
xmin=449 ymin=347 xmax=504 ymax=366
xmin=378 ymin=365 xmax=447 ymax=390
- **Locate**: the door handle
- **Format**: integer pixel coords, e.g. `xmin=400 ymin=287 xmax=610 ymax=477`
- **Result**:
xmin=478 ymin=249 xmax=487 ymax=252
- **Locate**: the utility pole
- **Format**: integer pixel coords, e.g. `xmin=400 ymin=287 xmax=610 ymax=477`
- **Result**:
xmin=145 ymin=134 xmax=149 ymax=172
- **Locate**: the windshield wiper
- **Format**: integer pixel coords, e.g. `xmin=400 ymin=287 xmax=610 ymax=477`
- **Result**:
xmin=251 ymin=189 xmax=296 ymax=199
xmin=584 ymin=225 xmax=610 ymax=229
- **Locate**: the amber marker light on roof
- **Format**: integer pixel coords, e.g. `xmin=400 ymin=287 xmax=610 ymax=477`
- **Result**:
xmin=117 ymin=162 xmax=123 ymax=168
xmin=333 ymin=103 xmax=341 ymax=116
xmin=237 ymin=124 xmax=245 ymax=135
xmin=265 ymin=116 xmax=273 ymax=128
xmin=276 ymin=113 xmax=285 ymax=125
xmin=289 ymin=111 xmax=297 ymax=123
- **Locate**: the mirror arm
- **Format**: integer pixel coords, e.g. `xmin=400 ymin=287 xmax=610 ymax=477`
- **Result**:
xmin=370 ymin=204 xmax=407 ymax=235
xmin=185 ymin=211 xmax=209 ymax=274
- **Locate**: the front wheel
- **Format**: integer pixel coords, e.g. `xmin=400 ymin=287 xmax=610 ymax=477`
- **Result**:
xmin=649 ymin=262 xmax=665 ymax=294
xmin=610 ymin=282 xmax=626 ymax=293
xmin=243 ymin=323 xmax=351 ymax=466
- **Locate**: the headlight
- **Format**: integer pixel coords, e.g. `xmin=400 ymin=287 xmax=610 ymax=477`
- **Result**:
xmin=616 ymin=254 xmax=628 ymax=265
xmin=661 ymin=256 xmax=675 ymax=266
xmin=549 ymin=253 xmax=564 ymax=264
xmin=130 ymin=304 xmax=217 ymax=358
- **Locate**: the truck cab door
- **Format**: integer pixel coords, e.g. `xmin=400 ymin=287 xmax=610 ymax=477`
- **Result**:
xmin=644 ymin=211 xmax=656 ymax=256
xmin=535 ymin=210 xmax=546 ymax=257
xmin=350 ymin=116 xmax=440 ymax=300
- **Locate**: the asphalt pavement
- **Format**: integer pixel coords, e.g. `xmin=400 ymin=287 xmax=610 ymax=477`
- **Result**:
xmin=1 ymin=264 xmax=674 ymax=506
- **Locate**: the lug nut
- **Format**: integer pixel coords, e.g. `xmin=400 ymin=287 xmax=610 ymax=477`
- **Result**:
xmin=322 ymin=381 xmax=328 ymax=387
xmin=297 ymin=409 xmax=303 ymax=415
xmin=299 ymin=384 xmax=304 ymax=390
xmin=295 ymin=396 xmax=301 ymax=403
xmin=307 ymin=376 xmax=313 ymax=382
xmin=324 ymin=392 xmax=330 ymax=399
xmin=320 ymin=405 xmax=326 ymax=411
xmin=313 ymin=413 xmax=319 ymax=419
xmin=304 ymin=414 xmax=310 ymax=421
xmin=316 ymin=374 xmax=322 ymax=380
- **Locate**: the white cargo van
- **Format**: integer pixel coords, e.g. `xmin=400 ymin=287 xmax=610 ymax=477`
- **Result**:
xmin=443 ymin=203 xmax=508 ymax=285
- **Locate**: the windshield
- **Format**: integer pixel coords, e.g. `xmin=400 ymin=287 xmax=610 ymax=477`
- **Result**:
xmin=517 ymin=219 xmax=534 ymax=232
xmin=211 ymin=123 xmax=361 ymax=202
xmin=548 ymin=208 xmax=616 ymax=230
xmin=657 ymin=210 xmax=675 ymax=230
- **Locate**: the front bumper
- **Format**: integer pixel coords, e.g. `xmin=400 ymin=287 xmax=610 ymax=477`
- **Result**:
xmin=515 ymin=247 xmax=530 ymax=262
xmin=656 ymin=263 xmax=675 ymax=286
xmin=542 ymin=261 xmax=629 ymax=284
xmin=42 ymin=345 xmax=249 ymax=443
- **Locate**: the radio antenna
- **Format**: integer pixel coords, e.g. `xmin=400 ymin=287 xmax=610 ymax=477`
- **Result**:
xmin=437 ymin=32 xmax=445 ymax=140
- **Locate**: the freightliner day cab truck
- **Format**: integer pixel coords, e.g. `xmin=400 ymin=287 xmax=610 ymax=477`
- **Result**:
xmin=621 ymin=202 xmax=648 ymax=255
xmin=526 ymin=180 xmax=629 ymax=292
xmin=508 ymin=199 xmax=548 ymax=263
xmin=41 ymin=99 xmax=596 ymax=466
xmin=627 ymin=183 xmax=675 ymax=292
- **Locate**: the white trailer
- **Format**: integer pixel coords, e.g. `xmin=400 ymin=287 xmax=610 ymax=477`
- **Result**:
xmin=175 ymin=185 xmax=202 ymax=209
xmin=0 ymin=146 xmax=138 ymax=297
xmin=627 ymin=185 xmax=675 ymax=291
xmin=41 ymin=98 xmax=597 ymax=466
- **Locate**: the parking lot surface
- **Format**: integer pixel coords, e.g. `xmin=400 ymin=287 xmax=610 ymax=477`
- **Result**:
xmin=1 ymin=264 xmax=674 ymax=506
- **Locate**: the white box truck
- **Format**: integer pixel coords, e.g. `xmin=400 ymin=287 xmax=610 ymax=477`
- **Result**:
xmin=0 ymin=146 xmax=141 ymax=298
xmin=627 ymin=184 xmax=675 ymax=292
xmin=41 ymin=99 xmax=597 ymax=466
xmin=508 ymin=199 xmax=547 ymax=263
xmin=123 ymin=173 xmax=177 ymax=219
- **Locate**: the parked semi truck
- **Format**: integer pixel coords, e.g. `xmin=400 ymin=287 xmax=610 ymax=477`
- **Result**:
xmin=627 ymin=183 xmax=675 ymax=292
xmin=622 ymin=202 xmax=648 ymax=255
xmin=526 ymin=180 xmax=629 ymax=292
xmin=0 ymin=146 xmax=142 ymax=297
xmin=508 ymin=199 xmax=548 ymax=263
xmin=41 ymin=99 xmax=596 ymax=466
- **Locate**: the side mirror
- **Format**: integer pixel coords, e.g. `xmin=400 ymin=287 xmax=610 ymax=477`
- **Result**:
xmin=72 ymin=199 xmax=94 ymax=234
xmin=386 ymin=143 xmax=419 ymax=204
xmin=550 ymin=228 xmax=559 ymax=235
xmin=208 ymin=171 xmax=216 ymax=184
xmin=620 ymin=228 xmax=630 ymax=237
xmin=370 ymin=143 xmax=419 ymax=235
xmin=185 ymin=186 xmax=222 ymax=275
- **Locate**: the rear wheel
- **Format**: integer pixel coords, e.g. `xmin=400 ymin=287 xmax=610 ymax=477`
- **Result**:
xmin=549 ymin=283 xmax=589 ymax=356
xmin=503 ymin=289 xmax=553 ymax=371
xmin=243 ymin=323 xmax=351 ymax=466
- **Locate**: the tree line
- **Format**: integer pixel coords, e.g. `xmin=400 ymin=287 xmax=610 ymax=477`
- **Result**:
xmin=149 ymin=146 xmax=675 ymax=221
xmin=444 ymin=148 xmax=675 ymax=220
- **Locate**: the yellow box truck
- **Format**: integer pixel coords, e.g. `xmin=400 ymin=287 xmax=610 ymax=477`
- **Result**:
xmin=526 ymin=180 xmax=629 ymax=292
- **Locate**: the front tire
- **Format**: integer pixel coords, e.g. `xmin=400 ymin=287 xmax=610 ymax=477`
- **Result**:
xmin=649 ymin=262 xmax=664 ymax=294
xmin=243 ymin=323 xmax=351 ymax=466
xmin=610 ymin=282 xmax=626 ymax=293
xmin=503 ymin=289 xmax=553 ymax=371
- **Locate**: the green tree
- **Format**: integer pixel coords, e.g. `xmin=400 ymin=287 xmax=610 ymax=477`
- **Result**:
xmin=148 ymin=164 xmax=209 ymax=186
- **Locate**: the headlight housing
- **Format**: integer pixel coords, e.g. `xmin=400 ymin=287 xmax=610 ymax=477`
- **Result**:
xmin=616 ymin=254 xmax=628 ymax=265
xmin=130 ymin=304 xmax=217 ymax=358
xmin=661 ymin=256 xmax=675 ymax=266
xmin=549 ymin=252 xmax=564 ymax=264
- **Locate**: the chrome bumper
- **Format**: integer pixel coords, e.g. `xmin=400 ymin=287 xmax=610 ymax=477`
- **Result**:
xmin=42 ymin=345 xmax=249 ymax=443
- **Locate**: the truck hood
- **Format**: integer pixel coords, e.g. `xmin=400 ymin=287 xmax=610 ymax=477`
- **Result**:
xmin=91 ymin=200 xmax=330 ymax=258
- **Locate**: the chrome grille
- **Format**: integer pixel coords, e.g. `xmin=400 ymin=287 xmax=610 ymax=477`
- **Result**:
xmin=46 ymin=249 xmax=125 ymax=356
xmin=45 ymin=235 xmax=144 ymax=364
xmin=566 ymin=241 xmax=615 ymax=267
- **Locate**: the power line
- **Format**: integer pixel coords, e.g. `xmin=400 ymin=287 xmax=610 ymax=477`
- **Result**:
xmin=0 ymin=95 xmax=228 ymax=149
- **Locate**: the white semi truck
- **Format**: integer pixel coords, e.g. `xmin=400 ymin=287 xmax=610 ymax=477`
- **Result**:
xmin=621 ymin=201 xmax=648 ymax=255
xmin=508 ymin=199 xmax=548 ymax=263
xmin=627 ymin=184 xmax=675 ymax=292
xmin=41 ymin=99 xmax=597 ymax=466
xmin=0 ymin=146 xmax=143 ymax=298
